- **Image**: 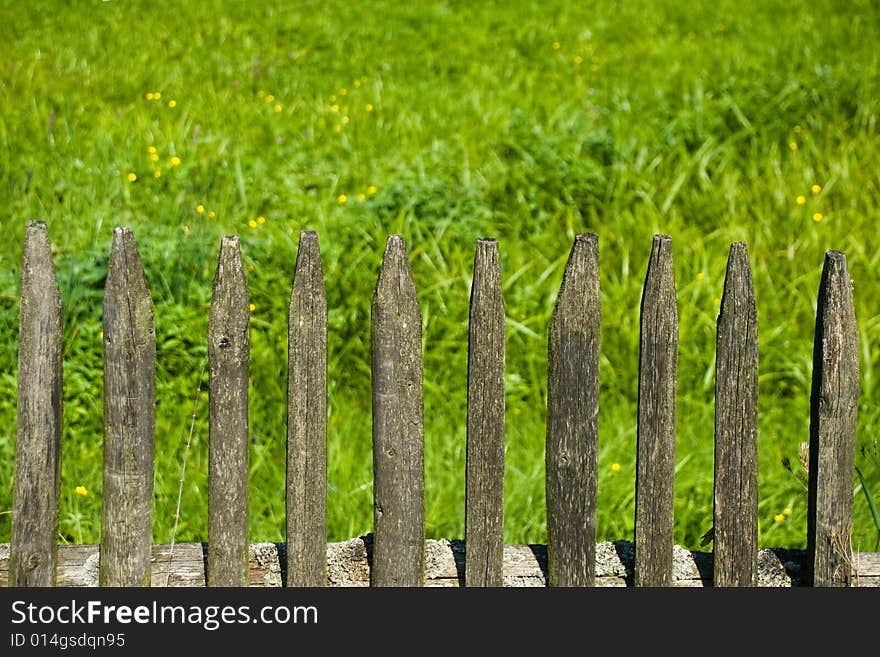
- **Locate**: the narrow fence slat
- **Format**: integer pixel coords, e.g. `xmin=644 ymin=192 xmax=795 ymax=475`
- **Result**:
xmin=465 ymin=238 xmax=505 ymax=587
xmin=10 ymin=221 xmax=63 ymax=586
xmin=371 ymin=235 xmax=425 ymax=587
xmin=286 ymin=230 xmax=328 ymax=587
xmin=807 ymin=250 xmax=859 ymax=587
xmin=546 ymin=232 xmax=601 ymax=587
xmin=207 ymin=236 xmax=250 ymax=587
xmin=100 ymin=227 xmax=156 ymax=587
xmin=713 ymin=241 xmax=759 ymax=586
xmin=634 ymin=234 xmax=678 ymax=587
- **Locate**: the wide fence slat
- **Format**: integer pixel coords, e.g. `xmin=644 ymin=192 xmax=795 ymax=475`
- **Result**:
xmin=286 ymin=230 xmax=328 ymax=587
xmin=100 ymin=227 xmax=156 ymax=587
xmin=10 ymin=221 xmax=63 ymax=586
xmin=546 ymin=232 xmax=601 ymax=587
xmin=713 ymin=241 xmax=759 ymax=586
xmin=207 ymin=236 xmax=251 ymax=587
xmin=370 ymin=234 xmax=425 ymax=587
xmin=465 ymin=237 xmax=506 ymax=587
xmin=634 ymin=234 xmax=678 ymax=587
xmin=807 ymin=250 xmax=859 ymax=587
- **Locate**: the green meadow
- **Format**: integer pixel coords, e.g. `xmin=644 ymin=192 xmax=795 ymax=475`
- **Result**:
xmin=1 ymin=0 xmax=878 ymax=553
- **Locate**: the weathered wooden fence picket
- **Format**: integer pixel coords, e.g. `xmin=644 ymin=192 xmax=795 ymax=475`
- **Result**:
xmin=3 ymin=220 xmax=879 ymax=588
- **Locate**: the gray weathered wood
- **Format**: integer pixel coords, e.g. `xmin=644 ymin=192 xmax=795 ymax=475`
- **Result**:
xmin=807 ymin=250 xmax=860 ymax=587
xmin=100 ymin=227 xmax=156 ymax=587
xmin=371 ymin=235 xmax=425 ymax=587
xmin=546 ymin=232 xmax=600 ymax=587
xmin=208 ymin=236 xmax=250 ymax=587
xmin=634 ymin=234 xmax=678 ymax=587
xmin=465 ymin=238 xmax=506 ymax=587
xmin=10 ymin=221 xmax=63 ymax=586
xmin=713 ymin=241 xmax=759 ymax=586
xmin=287 ymin=230 xmax=327 ymax=587
xmin=2 ymin=541 xmax=877 ymax=587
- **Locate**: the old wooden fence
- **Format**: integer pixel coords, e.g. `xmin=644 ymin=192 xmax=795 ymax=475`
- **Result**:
xmin=2 ymin=221 xmax=878 ymax=587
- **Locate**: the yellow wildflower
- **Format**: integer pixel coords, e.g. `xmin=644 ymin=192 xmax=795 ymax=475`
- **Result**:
xmin=257 ymin=89 xmax=265 ymax=97
xmin=149 ymin=153 xmax=159 ymax=162
xmin=552 ymin=41 xmax=560 ymax=49
xmin=168 ymin=100 xmax=177 ymax=108
xmin=340 ymin=88 xmax=348 ymax=96
xmin=783 ymin=507 xmax=792 ymax=516
xmin=208 ymin=210 xmax=216 ymax=218
xmin=75 ymin=485 xmax=88 ymax=496
xmin=342 ymin=115 xmax=350 ymax=124
xmin=196 ymin=204 xmax=205 ymax=214
xmin=696 ymin=272 xmax=705 ymax=280
xmin=265 ymin=94 xmax=275 ymax=103
xmin=811 ymin=184 xmax=821 ymax=194
xmin=248 ymin=219 xmax=258 ymax=228
xmin=367 ymin=185 xmax=378 ymax=195
xmin=331 ymin=104 xmax=339 ymax=112
xmin=127 ymin=172 xmax=137 ymax=182
xmin=774 ymin=513 xmax=785 ymax=523
xmin=147 ymin=146 xmax=157 ymax=154
xmin=274 ymin=104 xmax=282 ymax=112
xmin=611 ymin=463 xmax=621 ymax=472
xmin=145 ymin=92 xmax=154 ymax=100
xmin=789 ymin=141 xmax=798 ymax=151
xmin=169 ymin=156 xmax=181 ymax=167
xmin=154 ymin=91 xmax=162 ymax=100
xmin=337 ymin=194 xmax=347 ymax=204
xmin=249 ymin=303 xmax=255 ymax=313
xmin=358 ymin=193 xmax=366 ymax=202
xmin=257 ymin=215 xmax=266 ymax=224
xmin=813 ymin=213 xmax=823 ymax=222
xmin=796 ymin=195 xmax=806 ymax=205
xmin=574 ymin=55 xmax=583 ymax=64
xmin=154 ymin=169 xmax=161 ymax=178
xmin=365 ymin=103 xmax=374 ymax=112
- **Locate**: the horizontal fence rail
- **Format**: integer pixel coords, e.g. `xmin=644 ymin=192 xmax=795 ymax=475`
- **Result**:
xmin=1 ymin=541 xmax=878 ymax=588
xmin=6 ymin=221 xmax=877 ymax=587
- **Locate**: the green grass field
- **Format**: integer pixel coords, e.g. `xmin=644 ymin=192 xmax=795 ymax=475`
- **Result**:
xmin=1 ymin=0 xmax=878 ymax=553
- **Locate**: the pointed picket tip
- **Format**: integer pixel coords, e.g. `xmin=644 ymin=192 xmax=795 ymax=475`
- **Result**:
xmin=373 ymin=235 xmax=418 ymax=307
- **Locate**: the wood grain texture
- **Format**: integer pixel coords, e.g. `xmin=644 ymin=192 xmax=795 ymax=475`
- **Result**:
xmin=546 ymin=233 xmax=600 ymax=587
xmin=2 ymin=542 xmax=877 ymax=587
xmin=287 ymin=231 xmax=327 ymax=587
xmin=465 ymin=238 xmax=505 ymax=587
xmin=10 ymin=221 xmax=63 ymax=586
xmin=713 ymin=241 xmax=759 ymax=586
xmin=207 ymin=236 xmax=250 ymax=587
xmin=100 ymin=227 xmax=156 ymax=587
xmin=370 ymin=235 xmax=425 ymax=587
xmin=634 ymin=234 xmax=678 ymax=587
xmin=807 ymin=251 xmax=859 ymax=587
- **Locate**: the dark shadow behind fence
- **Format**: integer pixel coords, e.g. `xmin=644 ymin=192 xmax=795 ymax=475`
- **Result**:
xmin=4 ymin=221 xmax=878 ymax=588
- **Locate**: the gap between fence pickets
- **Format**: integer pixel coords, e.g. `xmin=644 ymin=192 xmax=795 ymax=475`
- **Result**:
xmin=0 ymin=541 xmax=877 ymax=587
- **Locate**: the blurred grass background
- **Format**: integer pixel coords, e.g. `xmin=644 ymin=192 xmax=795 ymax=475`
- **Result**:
xmin=0 ymin=0 xmax=878 ymax=552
